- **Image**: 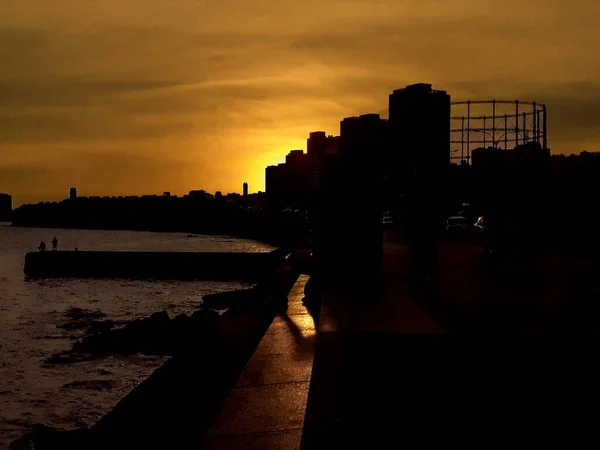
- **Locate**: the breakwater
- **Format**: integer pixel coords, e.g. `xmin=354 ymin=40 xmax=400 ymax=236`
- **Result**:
xmin=24 ymin=249 xmax=288 ymax=281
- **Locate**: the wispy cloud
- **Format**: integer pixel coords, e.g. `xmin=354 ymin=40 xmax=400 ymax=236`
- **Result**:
xmin=1 ymin=0 xmax=600 ymax=203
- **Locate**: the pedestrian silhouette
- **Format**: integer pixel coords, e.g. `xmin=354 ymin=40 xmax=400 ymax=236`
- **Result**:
xmin=38 ymin=241 xmax=46 ymax=252
xmin=52 ymin=237 xmax=58 ymax=251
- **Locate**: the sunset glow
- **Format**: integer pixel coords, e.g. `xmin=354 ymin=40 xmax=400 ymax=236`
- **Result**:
xmin=1 ymin=0 xmax=600 ymax=206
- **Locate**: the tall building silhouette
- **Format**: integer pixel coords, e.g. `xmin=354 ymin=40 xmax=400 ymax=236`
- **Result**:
xmin=266 ymin=150 xmax=315 ymax=209
xmin=307 ymin=131 xmax=340 ymax=159
xmin=316 ymin=114 xmax=385 ymax=288
xmin=307 ymin=132 xmax=339 ymax=202
xmin=388 ymin=83 xmax=451 ymax=177
xmin=243 ymin=182 xmax=248 ymax=197
xmin=388 ymin=83 xmax=451 ymax=279
xmin=0 ymin=193 xmax=12 ymax=221
xmin=70 ymin=187 xmax=77 ymax=201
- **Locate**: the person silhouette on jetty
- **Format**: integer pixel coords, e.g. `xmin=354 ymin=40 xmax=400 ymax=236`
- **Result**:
xmin=38 ymin=241 xmax=46 ymax=252
xmin=51 ymin=237 xmax=58 ymax=251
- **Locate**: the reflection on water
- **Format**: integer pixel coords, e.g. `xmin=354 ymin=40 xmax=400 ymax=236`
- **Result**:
xmin=0 ymin=225 xmax=274 ymax=447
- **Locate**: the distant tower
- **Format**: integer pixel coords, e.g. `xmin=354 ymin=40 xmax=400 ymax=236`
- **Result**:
xmin=243 ymin=182 xmax=248 ymax=197
xmin=0 ymin=193 xmax=12 ymax=221
xmin=69 ymin=187 xmax=77 ymax=201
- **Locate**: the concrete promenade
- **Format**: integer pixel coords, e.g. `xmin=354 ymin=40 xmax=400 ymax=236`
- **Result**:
xmin=203 ymin=275 xmax=316 ymax=449
xmin=204 ymin=237 xmax=600 ymax=449
xmin=301 ymin=238 xmax=600 ymax=448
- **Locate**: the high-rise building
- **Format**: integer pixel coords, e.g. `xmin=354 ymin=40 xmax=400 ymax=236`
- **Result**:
xmin=0 ymin=193 xmax=12 ymax=221
xmin=307 ymin=132 xmax=340 ymax=158
xmin=285 ymin=149 xmax=305 ymax=165
xmin=70 ymin=187 xmax=77 ymax=201
xmin=388 ymin=83 xmax=451 ymax=175
xmin=265 ymin=163 xmax=287 ymax=208
xmin=316 ymin=114 xmax=386 ymax=286
xmin=307 ymin=132 xmax=340 ymax=200
xmin=243 ymin=182 xmax=248 ymax=197
xmin=340 ymin=114 xmax=385 ymax=161
xmin=388 ymin=84 xmax=451 ymax=278
xmin=265 ymin=150 xmax=315 ymax=209
xmin=307 ymin=131 xmax=327 ymax=158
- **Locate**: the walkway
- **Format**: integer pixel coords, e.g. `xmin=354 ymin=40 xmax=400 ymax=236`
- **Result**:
xmin=300 ymin=242 xmax=448 ymax=449
xmin=204 ymin=275 xmax=316 ymax=450
xmin=300 ymin=239 xmax=599 ymax=448
xmin=203 ymin=238 xmax=598 ymax=449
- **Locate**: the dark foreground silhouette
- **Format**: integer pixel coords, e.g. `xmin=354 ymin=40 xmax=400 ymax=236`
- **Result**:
xmin=11 ymin=259 xmax=301 ymax=450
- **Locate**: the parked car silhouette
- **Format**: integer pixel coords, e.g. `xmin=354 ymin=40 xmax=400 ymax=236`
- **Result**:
xmin=445 ymin=216 xmax=470 ymax=235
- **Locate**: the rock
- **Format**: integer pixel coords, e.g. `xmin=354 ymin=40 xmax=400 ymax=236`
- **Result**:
xmin=86 ymin=320 xmax=114 ymax=335
xmin=202 ymin=288 xmax=257 ymax=309
xmin=55 ymin=309 xmax=196 ymax=359
xmin=56 ymin=320 xmax=92 ymax=330
xmin=167 ymin=313 xmax=192 ymax=350
xmin=32 ymin=424 xmax=57 ymax=434
xmin=64 ymin=307 xmax=84 ymax=318
xmin=94 ymin=327 xmax=139 ymax=354
xmin=74 ymin=333 xmax=111 ymax=355
xmin=35 ymin=334 xmax=70 ymax=340
xmin=191 ymin=309 xmax=220 ymax=325
xmin=10 ymin=424 xmax=90 ymax=450
xmin=10 ymin=424 xmax=56 ymax=450
xmin=58 ymin=309 xmax=109 ymax=331
xmin=168 ymin=313 xmax=191 ymax=340
xmin=104 ymin=310 xmax=170 ymax=355
xmin=45 ymin=352 xmax=95 ymax=365
xmin=171 ymin=313 xmax=191 ymax=327
xmin=70 ymin=311 xmax=172 ymax=357
xmin=124 ymin=318 xmax=145 ymax=334
xmin=64 ymin=308 xmax=106 ymax=320
xmin=148 ymin=310 xmax=170 ymax=322
xmin=72 ymin=341 xmax=83 ymax=353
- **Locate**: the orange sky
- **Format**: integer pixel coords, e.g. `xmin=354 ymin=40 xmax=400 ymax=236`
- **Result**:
xmin=1 ymin=0 xmax=600 ymax=206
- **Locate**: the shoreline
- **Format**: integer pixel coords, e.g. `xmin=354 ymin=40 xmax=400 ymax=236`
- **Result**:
xmin=10 ymin=250 xmax=306 ymax=449
xmin=0 ymin=228 xmax=277 ymax=449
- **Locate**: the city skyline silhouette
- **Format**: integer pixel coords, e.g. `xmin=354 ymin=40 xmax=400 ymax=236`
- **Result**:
xmin=3 ymin=2 xmax=600 ymax=448
xmin=2 ymin=1 xmax=600 ymax=207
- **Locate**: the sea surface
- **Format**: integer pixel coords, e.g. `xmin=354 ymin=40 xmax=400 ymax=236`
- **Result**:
xmin=0 ymin=224 xmax=273 ymax=448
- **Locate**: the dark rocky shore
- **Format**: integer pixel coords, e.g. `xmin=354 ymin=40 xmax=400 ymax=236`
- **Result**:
xmin=11 ymin=253 xmax=311 ymax=450
xmin=45 ymin=308 xmax=221 ymax=365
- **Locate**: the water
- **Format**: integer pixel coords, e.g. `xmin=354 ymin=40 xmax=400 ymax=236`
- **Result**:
xmin=0 ymin=224 xmax=274 ymax=448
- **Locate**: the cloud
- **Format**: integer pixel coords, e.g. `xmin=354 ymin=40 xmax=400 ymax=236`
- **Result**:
xmin=2 ymin=0 xmax=600 ymax=203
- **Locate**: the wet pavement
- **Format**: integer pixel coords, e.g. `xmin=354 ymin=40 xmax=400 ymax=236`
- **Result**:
xmin=204 ymin=276 xmax=315 ymax=450
xmin=203 ymin=238 xmax=600 ymax=449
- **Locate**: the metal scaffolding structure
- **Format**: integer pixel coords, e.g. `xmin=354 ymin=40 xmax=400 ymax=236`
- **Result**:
xmin=450 ymin=100 xmax=547 ymax=163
